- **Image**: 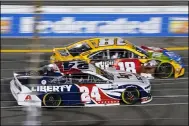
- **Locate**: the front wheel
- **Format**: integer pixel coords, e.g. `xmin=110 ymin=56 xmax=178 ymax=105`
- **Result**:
xmin=155 ymin=62 xmax=173 ymax=78
xmin=121 ymin=88 xmax=140 ymax=105
xmin=43 ymin=94 xmax=62 ymax=108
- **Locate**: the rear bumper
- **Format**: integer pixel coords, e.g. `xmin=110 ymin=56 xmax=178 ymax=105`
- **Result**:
xmin=10 ymin=79 xmax=19 ymax=101
xmin=10 ymin=79 xmax=42 ymax=107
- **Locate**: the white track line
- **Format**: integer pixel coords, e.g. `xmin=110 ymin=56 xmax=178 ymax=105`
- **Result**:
xmin=1 ymin=102 xmax=188 ymax=109
xmin=8 ymin=117 xmax=189 ymax=124
xmin=152 ymin=77 xmax=188 ymax=81
xmin=152 ymin=88 xmax=188 ymax=91
xmin=6 ymin=118 xmax=189 ymax=124
xmin=0 ymin=77 xmax=13 ymax=81
xmin=1 ymin=106 xmax=24 ymax=109
xmin=152 ymin=82 xmax=188 ymax=85
xmin=153 ymin=95 xmax=188 ymax=98
xmin=47 ymin=117 xmax=189 ymax=123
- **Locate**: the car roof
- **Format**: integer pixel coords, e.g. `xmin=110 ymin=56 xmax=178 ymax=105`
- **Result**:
xmin=53 ymin=37 xmax=147 ymax=59
xmin=54 ymin=37 xmax=133 ymax=50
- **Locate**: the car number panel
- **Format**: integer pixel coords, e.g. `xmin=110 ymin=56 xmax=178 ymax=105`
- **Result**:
xmin=93 ymin=59 xmax=142 ymax=74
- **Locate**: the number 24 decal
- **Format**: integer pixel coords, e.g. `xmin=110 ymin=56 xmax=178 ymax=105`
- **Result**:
xmin=80 ymin=86 xmax=101 ymax=102
xmin=118 ymin=62 xmax=136 ymax=73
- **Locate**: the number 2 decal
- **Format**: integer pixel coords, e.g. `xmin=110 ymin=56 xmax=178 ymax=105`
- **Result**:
xmin=117 ymin=62 xmax=137 ymax=73
xmin=80 ymin=86 xmax=101 ymax=102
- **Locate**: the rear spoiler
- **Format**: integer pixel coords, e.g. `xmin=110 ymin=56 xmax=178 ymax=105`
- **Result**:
xmin=13 ymin=72 xmax=22 ymax=87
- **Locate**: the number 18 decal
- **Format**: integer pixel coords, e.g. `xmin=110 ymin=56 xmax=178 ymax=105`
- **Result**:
xmin=118 ymin=62 xmax=136 ymax=73
xmin=80 ymin=86 xmax=101 ymax=102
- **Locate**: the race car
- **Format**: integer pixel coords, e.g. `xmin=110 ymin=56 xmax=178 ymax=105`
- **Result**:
xmin=50 ymin=37 xmax=185 ymax=79
xmin=10 ymin=61 xmax=152 ymax=107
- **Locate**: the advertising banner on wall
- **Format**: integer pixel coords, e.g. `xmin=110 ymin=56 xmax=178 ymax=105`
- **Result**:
xmin=1 ymin=14 xmax=188 ymax=37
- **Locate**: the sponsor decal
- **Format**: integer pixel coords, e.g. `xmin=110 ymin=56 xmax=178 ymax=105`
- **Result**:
xmin=31 ymin=85 xmax=72 ymax=92
xmin=141 ymin=97 xmax=149 ymax=102
xmin=1 ymin=14 xmax=188 ymax=37
xmin=19 ymin=17 xmax=162 ymax=34
xmin=169 ymin=17 xmax=188 ymax=34
xmin=152 ymin=52 xmax=162 ymax=57
xmin=25 ymin=95 xmax=32 ymax=101
xmin=41 ymin=80 xmax=47 ymax=85
xmin=1 ymin=17 xmax=12 ymax=33
xmin=95 ymin=60 xmax=114 ymax=70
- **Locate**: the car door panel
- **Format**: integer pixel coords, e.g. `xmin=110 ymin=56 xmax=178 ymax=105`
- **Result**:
xmin=114 ymin=58 xmax=142 ymax=74
xmin=78 ymin=83 xmax=119 ymax=104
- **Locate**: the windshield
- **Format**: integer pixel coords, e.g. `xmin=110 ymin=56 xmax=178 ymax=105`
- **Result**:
xmin=125 ymin=41 xmax=148 ymax=57
xmin=59 ymin=49 xmax=69 ymax=56
xmin=39 ymin=64 xmax=60 ymax=73
xmin=95 ymin=66 xmax=114 ymax=80
xmin=68 ymin=42 xmax=92 ymax=57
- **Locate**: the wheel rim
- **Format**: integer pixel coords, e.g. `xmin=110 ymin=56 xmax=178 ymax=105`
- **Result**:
xmin=43 ymin=94 xmax=61 ymax=106
xmin=122 ymin=89 xmax=139 ymax=104
xmin=158 ymin=63 xmax=173 ymax=78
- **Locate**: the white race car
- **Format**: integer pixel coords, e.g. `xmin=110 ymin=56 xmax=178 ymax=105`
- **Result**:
xmin=10 ymin=61 xmax=152 ymax=107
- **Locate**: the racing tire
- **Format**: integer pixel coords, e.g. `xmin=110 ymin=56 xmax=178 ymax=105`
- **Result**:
xmin=43 ymin=93 xmax=62 ymax=108
xmin=155 ymin=62 xmax=173 ymax=78
xmin=121 ymin=88 xmax=140 ymax=105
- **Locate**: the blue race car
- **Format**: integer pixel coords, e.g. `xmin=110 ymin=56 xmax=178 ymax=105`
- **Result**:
xmin=10 ymin=62 xmax=152 ymax=107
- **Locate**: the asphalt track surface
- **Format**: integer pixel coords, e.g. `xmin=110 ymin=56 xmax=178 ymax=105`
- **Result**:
xmin=1 ymin=37 xmax=188 ymax=125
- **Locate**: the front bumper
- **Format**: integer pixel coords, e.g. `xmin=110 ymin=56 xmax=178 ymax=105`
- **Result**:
xmin=174 ymin=67 xmax=185 ymax=78
xmin=10 ymin=79 xmax=42 ymax=107
xmin=141 ymin=94 xmax=153 ymax=104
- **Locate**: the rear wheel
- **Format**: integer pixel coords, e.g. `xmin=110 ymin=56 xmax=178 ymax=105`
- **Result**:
xmin=121 ymin=88 xmax=140 ymax=105
xmin=155 ymin=62 xmax=173 ymax=78
xmin=43 ymin=94 xmax=62 ymax=108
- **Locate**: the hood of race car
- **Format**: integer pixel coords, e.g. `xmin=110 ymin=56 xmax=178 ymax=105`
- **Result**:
xmin=148 ymin=51 xmax=169 ymax=60
xmin=147 ymin=50 xmax=183 ymax=66
xmin=162 ymin=50 xmax=182 ymax=62
xmin=141 ymin=46 xmax=183 ymax=65
xmin=113 ymin=72 xmax=150 ymax=85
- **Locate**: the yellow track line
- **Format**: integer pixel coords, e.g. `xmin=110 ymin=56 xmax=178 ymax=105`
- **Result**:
xmin=0 ymin=47 xmax=188 ymax=53
xmin=165 ymin=47 xmax=188 ymax=51
xmin=1 ymin=49 xmax=52 ymax=53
